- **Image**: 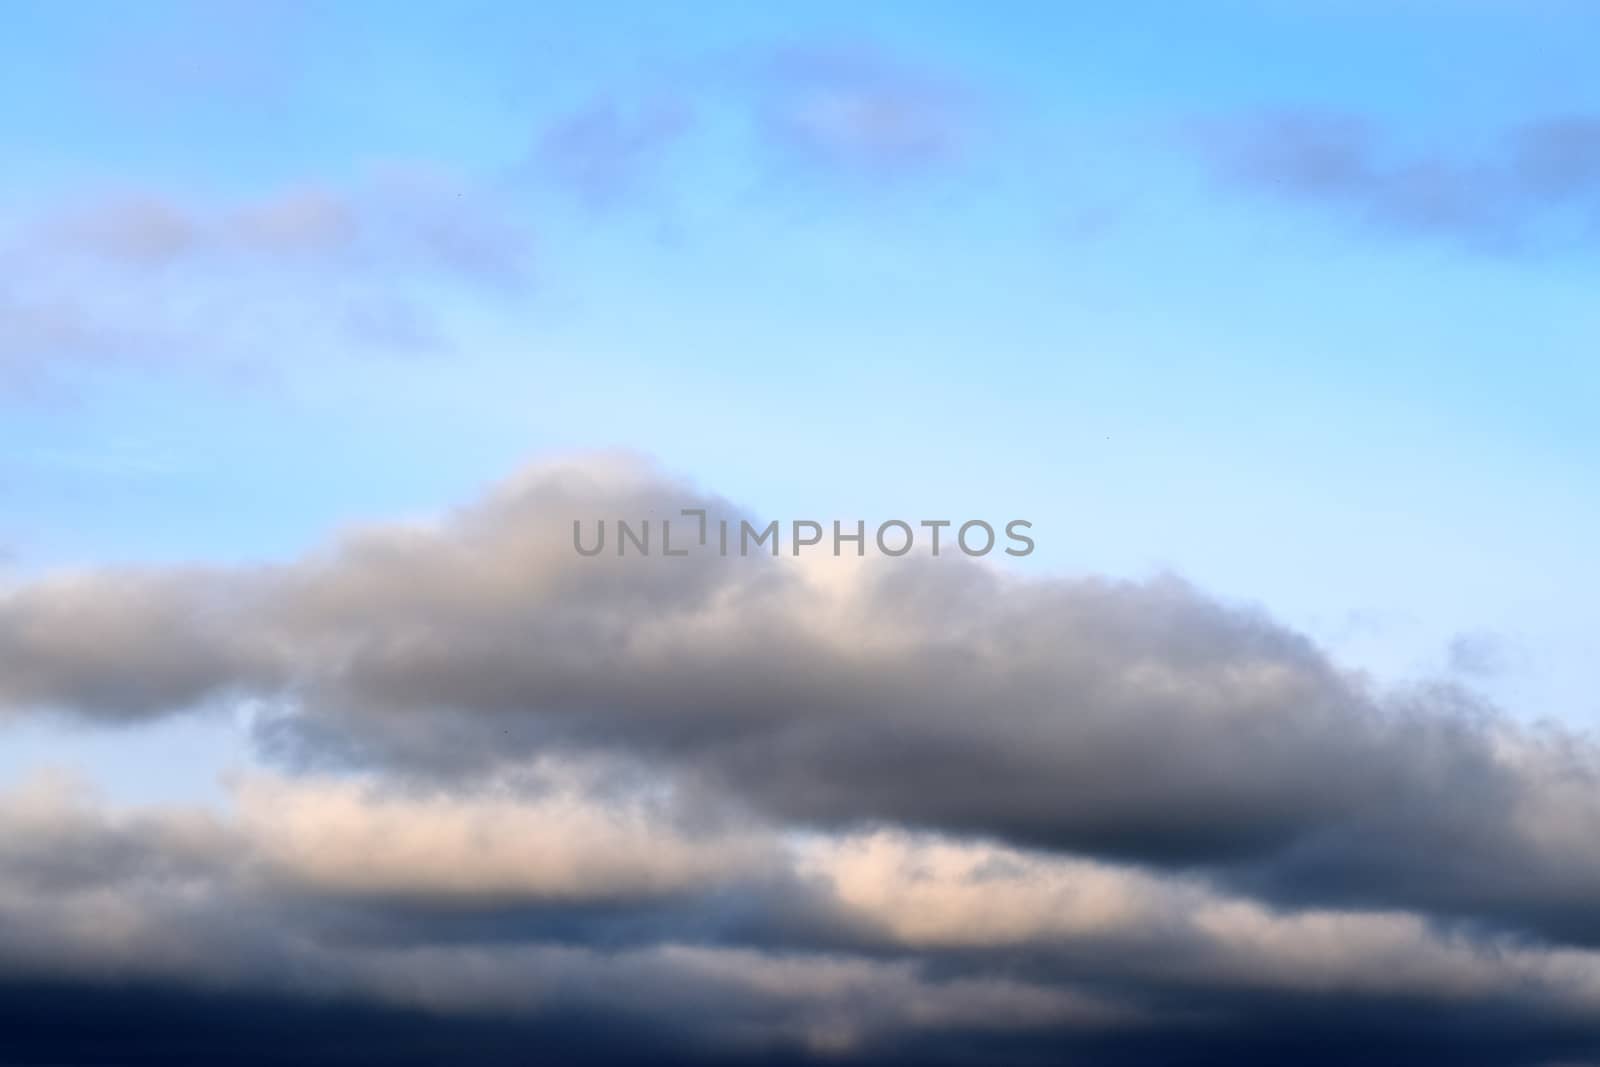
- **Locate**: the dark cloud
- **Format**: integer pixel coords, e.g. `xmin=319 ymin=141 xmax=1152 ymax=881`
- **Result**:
xmin=1201 ymin=111 xmax=1600 ymax=251
xmin=6 ymin=975 xmax=1600 ymax=1067
xmin=7 ymin=766 xmax=1600 ymax=1066
xmin=0 ymin=979 xmax=724 ymax=1067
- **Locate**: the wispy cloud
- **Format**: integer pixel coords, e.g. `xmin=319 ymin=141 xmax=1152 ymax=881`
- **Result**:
xmin=752 ymin=43 xmax=976 ymax=179
xmin=1199 ymin=110 xmax=1600 ymax=252
xmin=0 ymin=168 xmax=532 ymax=389
xmin=21 ymin=172 xmax=528 ymax=282
xmin=535 ymin=95 xmax=694 ymax=209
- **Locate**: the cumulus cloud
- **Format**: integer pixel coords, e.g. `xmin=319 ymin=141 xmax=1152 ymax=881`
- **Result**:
xmin=2 ymin=454 xmax=1600 ymax=948
xmin=5 ymin=454 xmax=1600 ymax=1060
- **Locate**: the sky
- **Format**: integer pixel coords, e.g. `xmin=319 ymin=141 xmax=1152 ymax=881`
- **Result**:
xmin=2 ymin=2 xmax=1600 ymax=1063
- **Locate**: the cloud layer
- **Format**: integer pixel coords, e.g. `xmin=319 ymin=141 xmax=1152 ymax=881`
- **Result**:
xmin=1 ymin=454 xmax=1599 ymax=1062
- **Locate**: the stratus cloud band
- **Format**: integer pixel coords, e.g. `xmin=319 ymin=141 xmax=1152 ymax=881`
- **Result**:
xmin=2 ymin=454 xmax=1600 ymax=1062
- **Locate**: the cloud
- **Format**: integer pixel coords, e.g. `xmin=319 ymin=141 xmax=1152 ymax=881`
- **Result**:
xmin=0 ymin=291 xmax=176 ymax=388
xmin=1513 ymin=117 xmax=1600 ymax=198
xmin=753 ymin=44 xmax=974 ymax=178
xmin=523 ymin=42 xmax=974 ymax=216
xmin=0 ymin=170 xmax=531 ymax=387
xmin=536 ymin=95 xmax=694 ymax=209
xmin=1199 ymin=111 xmax=1600 ymax=251
xmin=23 ymin=173 xmax=526 ymax=282
xmin=6 ymin=454 xmax=1600 ymax=1059
xmin=0 ymin=567 xmax=275 ymax=717
xmin=41 ymin=193 xmax=203 ymax=266
xmin=0 ymin=769 xmax=1133 ymax=1056
xmin=233 ymin=764 xmax=775 ymax=902
xmin=2 ymin=453 xmax=1600 ymax=953
xmin=1449 ymin=629 xmax=1519 ymax=679
xmin=5 ymin=763 xmax=1600 ymax=1063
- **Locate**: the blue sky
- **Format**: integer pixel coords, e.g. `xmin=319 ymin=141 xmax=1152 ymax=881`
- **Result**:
xmin=2 ymin=1 xmax=1598 ymax=800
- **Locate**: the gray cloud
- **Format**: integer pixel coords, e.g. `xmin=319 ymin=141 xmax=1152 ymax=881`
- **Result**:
xmin=0 ymin=567 xmax=274 ymax=718
xmin=1201 ymin=111 xmax=1600 ymax=251
xmin=4 ymin=455 xmax=1600 ymax=1059
xmin=5 ymin=764 xmax=1600 ymax=1064
xmin=1 ymin=454 xmax=1599 ymax=948
xmin=0 ymin=769 xmax=1131 ymax=1054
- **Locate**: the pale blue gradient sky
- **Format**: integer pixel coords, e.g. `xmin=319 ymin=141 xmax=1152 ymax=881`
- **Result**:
xmin=2 ymin=1 xmax=1597 ymax=799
